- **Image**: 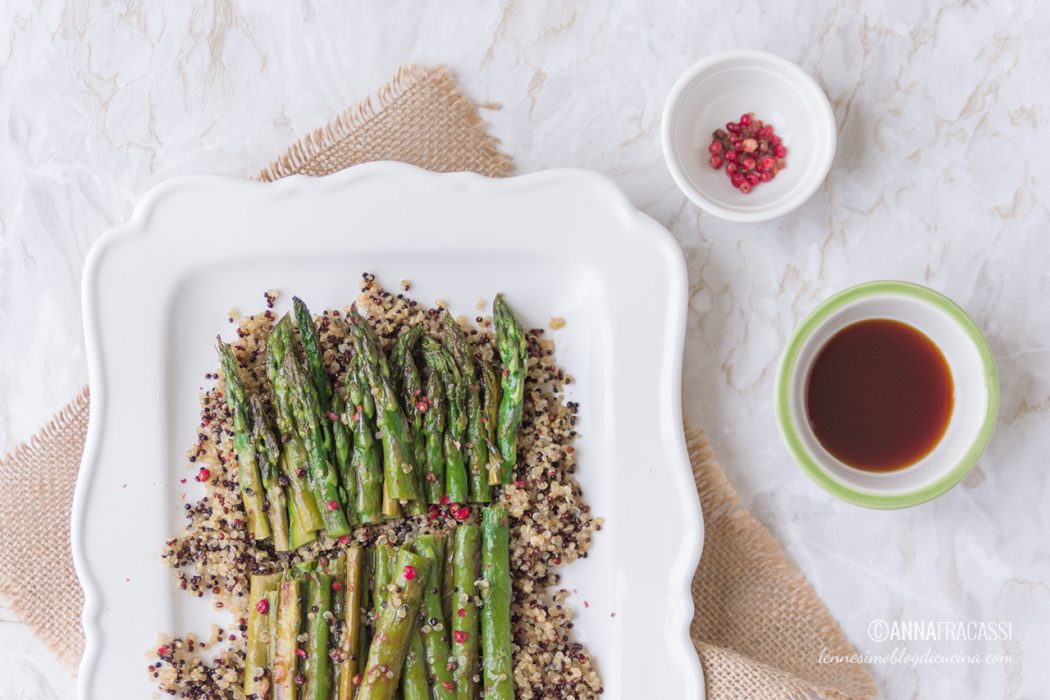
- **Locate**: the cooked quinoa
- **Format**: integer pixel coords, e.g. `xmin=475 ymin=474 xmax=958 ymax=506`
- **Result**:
xmin=152 ymin=275 xmax=603 ymax=698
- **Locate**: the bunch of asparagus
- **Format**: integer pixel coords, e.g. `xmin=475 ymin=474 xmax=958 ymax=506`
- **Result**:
xmin=216 ymin=294 xmax=528 ymax=551
xmin=243 ymin=505 xmax=514 ymax=700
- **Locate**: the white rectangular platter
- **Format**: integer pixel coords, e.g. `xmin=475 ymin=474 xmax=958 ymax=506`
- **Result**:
xmin=74 ymin=163 xmax=703 ymax=698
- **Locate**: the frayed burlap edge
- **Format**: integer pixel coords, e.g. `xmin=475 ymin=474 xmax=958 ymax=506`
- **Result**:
xmin=256 ymin=64 xmax=512 ymax=182
xmin=686 ymin=426 xmax=877 ymax=699
xmin=0 ymin=387 xmax=89 ymax=669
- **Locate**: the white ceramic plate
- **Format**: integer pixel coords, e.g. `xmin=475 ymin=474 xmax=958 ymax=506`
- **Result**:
xmin=73 ymin=163 xmax=703 ymax=699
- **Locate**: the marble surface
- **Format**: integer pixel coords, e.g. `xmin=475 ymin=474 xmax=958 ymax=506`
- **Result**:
xmin=2 ymin=1 xmax=1049 ymax=697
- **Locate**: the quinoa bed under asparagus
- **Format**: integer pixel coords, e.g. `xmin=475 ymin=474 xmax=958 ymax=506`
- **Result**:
xmin=150 ymin=275 xmax=603 ymax=698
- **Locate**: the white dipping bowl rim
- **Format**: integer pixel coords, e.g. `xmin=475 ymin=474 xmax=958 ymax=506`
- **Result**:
xmin=661 ymin=49 xmax=837 ymax=223
xmin=775 ymin=281 xmax=999 ymax=509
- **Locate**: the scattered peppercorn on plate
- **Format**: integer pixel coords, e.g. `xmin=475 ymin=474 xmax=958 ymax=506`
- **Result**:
xmin=74 ymin=163 xmax=703 ymax=699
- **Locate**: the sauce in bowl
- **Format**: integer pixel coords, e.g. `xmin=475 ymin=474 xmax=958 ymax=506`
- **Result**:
xmin=805 ymin=319 xmax=953 ymax=471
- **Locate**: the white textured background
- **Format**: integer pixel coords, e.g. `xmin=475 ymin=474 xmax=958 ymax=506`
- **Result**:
xmin=2 ymin=1 xmax=1049 ymax=698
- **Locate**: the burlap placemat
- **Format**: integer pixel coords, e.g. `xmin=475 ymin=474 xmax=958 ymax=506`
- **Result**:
xmin=0 ymin=64 xmax=875 ymax=698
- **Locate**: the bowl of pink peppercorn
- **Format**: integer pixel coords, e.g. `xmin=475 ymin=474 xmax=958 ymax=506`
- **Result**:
xmin=661 ymin=50 xmax=836 ymax=223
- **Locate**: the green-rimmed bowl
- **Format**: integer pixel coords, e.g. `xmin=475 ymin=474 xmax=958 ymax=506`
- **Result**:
xmin=775 ymin=281 xmax=998 ymax=509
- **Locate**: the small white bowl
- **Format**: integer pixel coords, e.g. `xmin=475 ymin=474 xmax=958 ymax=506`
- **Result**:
xmin=775 ymin=281 xmax=999 ymax=509
xmin=661 ymin=50 xmax=836 ymax=223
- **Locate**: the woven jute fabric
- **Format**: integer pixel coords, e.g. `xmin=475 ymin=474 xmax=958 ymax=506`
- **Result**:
xmin=0 ymin=64 xmax=874 ymax=698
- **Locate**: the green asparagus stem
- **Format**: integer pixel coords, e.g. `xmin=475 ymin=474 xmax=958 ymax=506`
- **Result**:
xmin=481 ymin=507 xmax=514 ymax=699
xmin=273 ymin=577 xmax=302 ymax=700
xmin=374 ymin=543 xmax=395 ymax=618
xmin=351 ymin=309 xmax=421 ymax=501
xmin=421 ymin=336 xmax=468 ymax=502
xmin=339 ymin=546 xmax=365 ymax=700
xmin=451 ymin=525 xmax=481 ymax=700
xmin=493 ymin=294 xmax=528 ymax=482
xmin=479 ymin=360 xmax=502 ymax=486
xmin=357 ymin=547 xmax=375 ymax=687
xmin=296 ymin=299 xmax=360 ymax=524
xmin=358 ymin=548 xmax=432 ymax=700
xmin=382 ymin=480 xmax=402 ymax=519
xmin=414 ymin=535 xmax=456 ymax=700
xmin=443 ymin=434 xmax=469 ymax=505
xmin=442 ymin=312 xmax=491 ymax=503
xmin=283 ymin=351 xmax=351 ymax=537
xmin=328 ymin=553 xmax=348 ymax=696
xmin=245 ymin=573 xmax=282 ymax=698
xmin=217 ymin=339 xmax=271 ymax=541
xmin=421 ymin=337 xmax=467 ymax=442
xmin=345 ymin=357 xmax=383 ymax=522
xmin=421 ymin=362 xmax=446 ymax=504
xmin=266 ymin=316 xmax=323 ymax=536
xmin=331 ymin=388 xmax=357 ymax=525
xmin=391 ymin=325 xmax=428 ymax=510
xmin=293 ymin=296 xmax=333 ymax=408
xmin=286 ymin=459 xmax=317 ymax=550
xmin=250 ymin=395 xmax=291 ymax=551
xmin=441 ymin=535 xmax=455 ymax=628
xmin=465 ymin=387 xmax=491 ymax=503
xmin=400 ymin=629 xmax=429 ymax=700
xmin=304 ymin=571 xmax=334 ymax=700
xmin=267 ymin=583 xmax=280 ymax=692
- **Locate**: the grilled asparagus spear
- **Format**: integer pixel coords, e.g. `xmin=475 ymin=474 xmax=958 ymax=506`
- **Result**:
xmin=350 ymin=309 xmax=420 ymax=502
xmin=250 ymin=394 xmax=290 ymax=551
xmin=266 ymin=316 xmax=322 ymax=544
xmin=272 ymin=576 xmax=302 ymax=700
xmin=283 ymin=351 xmax=351 ymax=537
xmin=217 ymin=339 xmax=271 ymax=541
xmin=479 ymin=360 xmax=502 ymax=486
xmin=338 ymin=545 xmax=365 ymax=700
xmin=421 ymin=361 xmax=447 ymax=504
xmin=442 ymin=311 xmax=491 ymax=503
xmin=493 ymin=295 xmax=527 ymax=483
xmin=450 ymin=525 xmax=481 ymax=700
xmin=481 ymin=506 xmax=514 ymax=699
xmin=420 ymin=336 xmax=468 ymax=503
xmin=345 ymin=355 xmax=383 ymax=522
xmin=245 ymin=572 xmax=282 ymax=698
xmin=414 ymin=534 xmax=456 ymax=700
xmin=358 ymin=547 xmax=432 ymax=700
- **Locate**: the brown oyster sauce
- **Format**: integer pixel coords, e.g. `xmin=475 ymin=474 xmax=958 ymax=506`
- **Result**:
xmin=805 ymin=319 xmax=954 ymax=472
